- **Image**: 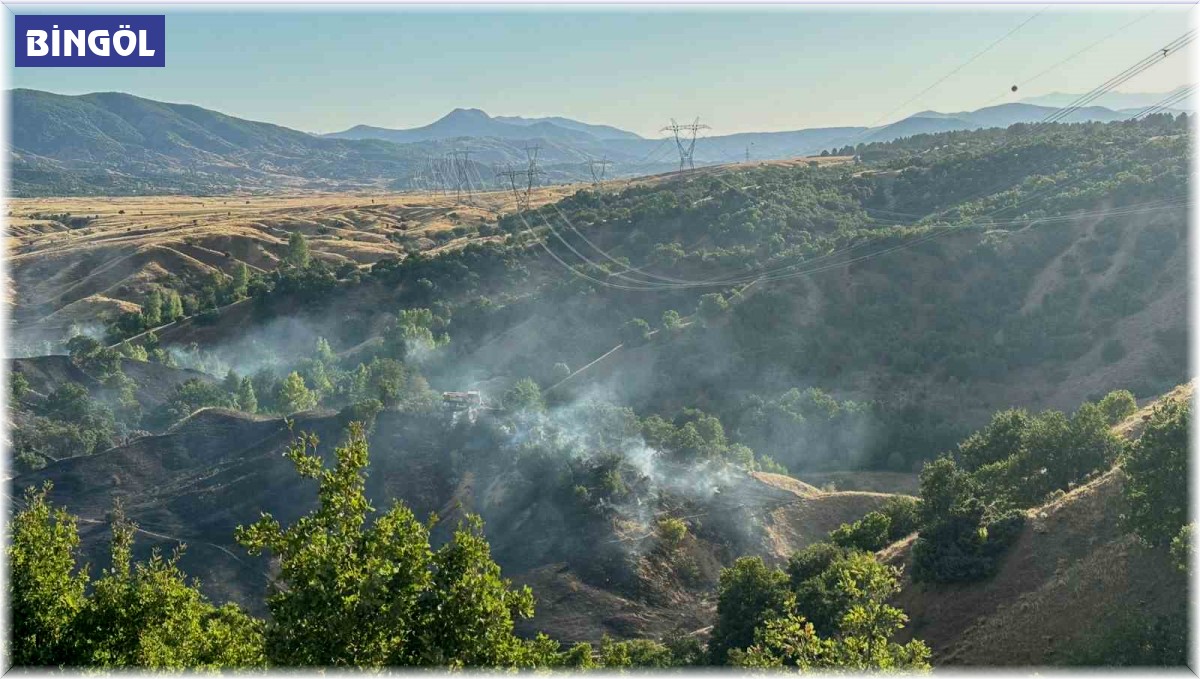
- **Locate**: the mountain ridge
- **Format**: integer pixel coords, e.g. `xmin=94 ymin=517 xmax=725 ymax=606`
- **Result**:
xmin=10 ymin=88 xmax=1188 ymax=196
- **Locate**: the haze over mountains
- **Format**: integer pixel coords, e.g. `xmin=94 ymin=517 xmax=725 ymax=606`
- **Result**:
xmin=9 ymin=87 xmax=1189 ymax=196
xmin=1019 ymin=86 xmax=1195 ymax=111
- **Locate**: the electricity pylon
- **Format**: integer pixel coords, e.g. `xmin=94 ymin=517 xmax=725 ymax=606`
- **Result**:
xmin=496 ymin=163 xmax=546 ymax=212
xmin=448 ymin=149 xmax=475 ymax=202
xmin=587 ymin=157 xmax=613 ymax=188
xmin=661 ymin=117 xmax=710 ymax=173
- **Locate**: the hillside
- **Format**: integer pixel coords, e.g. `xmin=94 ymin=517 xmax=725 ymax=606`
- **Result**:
xmin=6 ymin=113 xmax=1190 ymax=669
xmin=10 ymin=89 xmax=436 ymax=195
xmin=16 ymin=116 xmax=1183 ymax=476
xmin=12 ymin=354 xmax=213 ymax=413
xmin=12 ymin=403 xmax=899 ymax=642
xmin=6 ymin=190 xmax=575 ymax=349
xmin=881 ymin=384 xmax=1193 ymax=665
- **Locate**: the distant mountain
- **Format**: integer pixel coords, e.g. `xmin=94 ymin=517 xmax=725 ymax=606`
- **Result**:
xmin=326 ymin=108 xmax=618 ymax=144
xmin=10 ymin=88 xmax=1185 ymax=197
xmin=1020 ymin=88 xmax=1194 ymax=112
xmin=9 ymin=88 xmax=430 ymax=195
xmin=852 ymin=103 xmax=1135 ymax=146
xmin=493 ymin=115 xmax=642 ymax=141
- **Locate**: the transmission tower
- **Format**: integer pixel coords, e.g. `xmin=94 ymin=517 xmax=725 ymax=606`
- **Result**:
xmin=448 ymin=149 xmax=475 ymax=202
xmin=523 ymin=144 xmax=541 ymax=171
xmin=587 ymin=156 xmax=613 ymax=188
xmin=425 ymin=156 xmax=449 ymax=196
xmin=661 ymin=117 xmax=710 ymax=173
xmin=495 ymin=163 xmax=546 ymax=212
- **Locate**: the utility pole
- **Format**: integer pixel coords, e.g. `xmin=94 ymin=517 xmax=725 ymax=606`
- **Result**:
xmin=524 ymin=144 xmax=541 ymax=170
xmin=496 ymin=163 xmax=546 ymax=212
xmin=587 ymin=156 xmax=613 ymax=188
xmin=428 ymin=156 xmax=449 ymax=196
xmin=523 ymin=144 xmax=543 ymax=196
xmin=661 ymin=117 xmax=710 ymax=173
xmin=449 ymin=149 xmax=475 ymax=202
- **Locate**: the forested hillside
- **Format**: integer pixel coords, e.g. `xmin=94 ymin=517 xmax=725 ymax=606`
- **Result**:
xmin=8 ymin=114 xmax=1191 ymax=669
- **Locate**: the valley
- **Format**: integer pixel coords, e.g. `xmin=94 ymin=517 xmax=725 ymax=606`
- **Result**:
xmin=7 ymin=107 xmax=1192 ymax=669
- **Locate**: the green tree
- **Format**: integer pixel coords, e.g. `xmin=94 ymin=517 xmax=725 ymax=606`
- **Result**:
xmin=8 ymin=483 xmax=88 ymax=666
xmin=236 ymin=377 xmax=258 ymax=414
xmin=116 ymin=341 xmax=149 ymax=362
xmin=223 ymin=369 xmax=241 ymax=394
xmin=955 ymin=408 xmax=1030 ymax=472
xmin=596 ymin=636 xmax=681 ymax=668
xmin=730 ymin=604 xmax=930 ymax=670
xmin=709 ymin=556 xmax=792 ymax=664
xmin=277 ymin=372 xmax=318 ymax=413
xmin=284 ymin=231 xmax=311 ymax=269
xmin=791 ymin=549 xmax=902 ymax=635
xmin=384 ymin=308 xmax=449 ymax=359
xmin=232 ymin=263 xmax=251 ymax=299
xmin=656 ymin=517 xmax=689 ymax=550
xmin=911 ymin=456 xmax=1024 ymax=583
xmin=829 ymin=511 xmax=892 ymax=552
xmin=12 ymin=370 xmax=30 ymax=401
xmin=504 ymin=377 xmax=545 ymax=413
xmin=878 ymin=496 xmax=920 ymax=541
xmin=1098 ymin=389 xmax=1138 ymax=426
xmin=620 ymin=318 xmax=652 ymax=346
xmin=142 ymin=288 xmax=163 ymax=327
xmin=150 ymin=378 xmax=233 ymax=428
xmin=164 ymin=289 xmax=185 ymax=321
xmin=313 ymin=337 xmax=336 ymax=365
xmin=1122 ymin=397 xmax=1189 ymax=547
xmin=9 ymin=486 xmax=264 ymax=669
xmin=66 ymin=335 xmax=122 ymax=378
xmin=661 ymin=309 xmax=684 ymax=332
xmin=73 ymin=506 xmax=265 ymax=669
xmin=235 ymin=424 xmax=541 ymax=668
xmin=1171 ymin=524 xmax=1192 ymax=572
xmin=697 ymin=293 xmax=729 ymax=326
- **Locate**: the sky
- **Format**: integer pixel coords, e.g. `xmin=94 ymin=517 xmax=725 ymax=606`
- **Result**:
xmin=6 ymin=4 xmax=1195 ymax=137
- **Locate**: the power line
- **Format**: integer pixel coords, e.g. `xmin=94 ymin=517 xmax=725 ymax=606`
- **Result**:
xmin=979 ymin=7 xmax=1164 ymax=110
xmin=818 ymin=5 xmax=1048 ymax=156
xmin=1129 ymin=85 xmax=1195 ymax=119
xmin=520 ymin=28 xmax=1192 ymax=292
xmin=1035 ymin=30 xmax=1194 ymax=128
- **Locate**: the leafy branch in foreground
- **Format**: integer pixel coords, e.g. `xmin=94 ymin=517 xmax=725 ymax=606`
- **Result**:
xmin=234 ymin=422 xmax=543 ymax=668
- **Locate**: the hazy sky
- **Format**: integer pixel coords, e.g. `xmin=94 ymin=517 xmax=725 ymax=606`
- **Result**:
xmin=7 ymin=4 xmax=1195 ymax=136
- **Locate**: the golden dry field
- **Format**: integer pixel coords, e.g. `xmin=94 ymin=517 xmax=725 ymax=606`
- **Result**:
xmin=6 ymin=186 xmax=576 ymax=345
xmin=6 ymin=155 xmax=847 ymax=348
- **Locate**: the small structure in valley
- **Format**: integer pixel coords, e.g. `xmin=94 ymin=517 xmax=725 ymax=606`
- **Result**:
xmin=442 ymin=391 xmax=483 ymax=423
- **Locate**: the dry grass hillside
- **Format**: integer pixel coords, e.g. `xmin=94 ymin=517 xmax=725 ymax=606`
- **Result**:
xmin=10 ymin=152 xmax=831 ymax=349
xmin=880 ymin=383 xmax=1193 ymax=666
xmin=7 ymin=187 xmax=575 ymax=346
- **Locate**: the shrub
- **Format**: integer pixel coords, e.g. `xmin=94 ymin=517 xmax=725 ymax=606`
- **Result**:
xmin=1098 ymin=389 xmax=1137 ymax=426
xmin=656 ymin=517 xmax=688 ymax=549
xmin=1122 ymin=398 xmax=1189 ymax=547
